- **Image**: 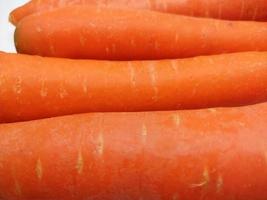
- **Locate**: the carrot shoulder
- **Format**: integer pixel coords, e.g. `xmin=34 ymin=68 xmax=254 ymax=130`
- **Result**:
xmin=9 ymin=0 xmax=267 ymax=25
xmin=14 ymin=6 xmax=267 ymax=60
xmin=1 ymin=51 xmax=267 ymax=122
xmin=0 ymin=102 xmax=267 ymax=200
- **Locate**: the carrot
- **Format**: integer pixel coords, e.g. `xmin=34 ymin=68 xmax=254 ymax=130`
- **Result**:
xmin=14 ymin=6 xmax=267 ymax=60
xmin=1 ymin=51 xmax=267 ymax=123
xmin=0 ymin=102 xmax=267 ymax=200
xmin=9 ymin=0 xmax=267 ymax=26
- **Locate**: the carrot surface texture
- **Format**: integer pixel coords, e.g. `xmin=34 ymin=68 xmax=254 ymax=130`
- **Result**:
xmin=1 ymin=51 xmax=267 ymax=123
xmin=9 ymin=0 xmax=267 ymax=26
xmin=0 ymin=102 xmax=267 ymax=200
xmin=14 ymin=6 xmax=267 ymax=60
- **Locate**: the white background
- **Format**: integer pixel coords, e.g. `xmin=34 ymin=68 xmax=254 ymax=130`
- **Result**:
xmin=0 ymin=0 xmax=28 ymax=52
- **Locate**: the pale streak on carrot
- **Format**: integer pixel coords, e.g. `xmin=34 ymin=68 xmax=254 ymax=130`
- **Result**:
xmin=82 ymin=78 xmax=88 ymax=94
xmin=59 ymin=83 xmax=68 ymax=99
xmin=208 ymin=57 xmax=215 ymax=65
xmin=172 ymin=113 xmax=181 ymax=127
xmin=191 ymin=166 xmax=210 ymax=188
xmin=36 ymin=158 xmax=43 ymax=180
xmin=13 ymin=77 xmax=22 ymax=95
xmin=171 ymin=60 xmax=178 ymax=75
xmin=14 ymin=179 xmax=21 ymax=196
xmin=216 ymin=174 xmax=224 ymax=193
xmin=240 ymin=0 xmax=245 ymax=20
xmin=142 ymin=123 xmax=148 ymax=144
xmin=208 ymin=108 xmax=217 ymax=113
xmin=128 ymin=62 xmax=136 ymax=88
xmin=96 ymin=131 xmax=104 ymax=156
xmin=76 ymin=149 xmax=84 ymax=174
xmin=40 ymin=80 xmax=48 ymax=97
xmin=148 ymin=62 xmax=159 ymax=101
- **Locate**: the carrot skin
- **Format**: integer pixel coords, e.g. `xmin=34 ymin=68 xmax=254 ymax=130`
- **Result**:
xmin=0 ymin=102 xmax=267 ymax=199
xmin=9 ymin=0 xmax=267 ymax=25
xmin=14 ymin=6 xmax=267 ymax=60
xmin=1 ymin=51 xmax=267 ymax=123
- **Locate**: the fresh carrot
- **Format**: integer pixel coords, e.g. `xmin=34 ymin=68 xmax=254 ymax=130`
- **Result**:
xmin=9 ymin=0 xmax=267 ymax=26
xmin=14 ymin=6 xmax=267 ymax=60
xmin=0 ymin=102 xmax=267 ymax=200
xmin=1 ymin=51 xmax=267 ymax=123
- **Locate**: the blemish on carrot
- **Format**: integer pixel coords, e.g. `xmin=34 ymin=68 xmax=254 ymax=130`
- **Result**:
xmin=148 ymin=63 xmax=158 ymax=101
xmin=191 ymin=166 xmax=210 ymax=188
xmin=82 ymin=79 xmax=88 ymax=94
xmin=36 ymin=158 xmax=43 ymax=180
xmin=128 ymin=62 xmax=136 ymax=88
xmin=13 ymin=77 xmax=22 ymax=95
xmin=96 ymin=131 xmax=104 ymax=156
xmin=59 ymin=83 xmax=68 ymax=99
xmin=171 ymin=60 xmax=178 ymax=74
xmin=216 ymin=174 xmax=223 ymax=193
xmin=76 ymin=150 xmax=84 ymax=174
xmin=208 ymin=108 xmax=217 ymax=113
xmin=40 ymin=80 xmax=48 ymax=97
xmin=141 ymin=123 xmax=148 ymax=144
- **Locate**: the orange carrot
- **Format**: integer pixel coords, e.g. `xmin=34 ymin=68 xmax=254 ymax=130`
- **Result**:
xmin=9 ymin=0 xmax=267 ymax=26
xmin=14 ymin=6 xmax=267 ymax=60
xmin=1 ymin=51 xmax=267 ymax=123
xmin=0 ymin=102 xmax=267 ymax=200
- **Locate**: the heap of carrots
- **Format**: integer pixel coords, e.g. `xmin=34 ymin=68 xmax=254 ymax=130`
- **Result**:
xmin=0 ymin=0 xmax=267 ymax=199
